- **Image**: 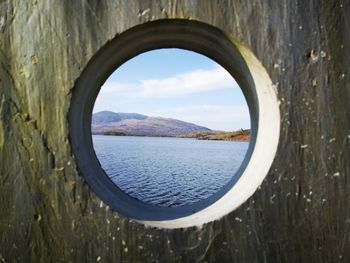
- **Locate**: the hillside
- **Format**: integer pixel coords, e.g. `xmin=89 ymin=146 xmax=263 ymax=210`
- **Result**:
xmin=92 ymin=111 xmax=211 ymax=137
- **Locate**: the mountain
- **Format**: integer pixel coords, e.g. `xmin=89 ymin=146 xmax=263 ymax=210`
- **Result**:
xmin=91 ymin=111 xmax=211 ymax=137
xmin=92 ymin=111 xmax=148 ymax=124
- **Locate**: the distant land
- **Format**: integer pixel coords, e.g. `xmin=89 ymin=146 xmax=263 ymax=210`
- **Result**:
xmin=177 ymin=130 xmax=250 ymax=141
xmin=92 ymin=111 xmax=250 ymax=141
xmin=92 ymin=111 xmax=211 ymax=137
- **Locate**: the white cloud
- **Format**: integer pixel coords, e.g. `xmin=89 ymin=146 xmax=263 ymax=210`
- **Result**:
xmin=100 ymin=66 xmax=238 ymax=98
xmin=94 ymin=66 xmax=249 ymax=131
xmin=99 ymin=83 xmax=132 ymax=94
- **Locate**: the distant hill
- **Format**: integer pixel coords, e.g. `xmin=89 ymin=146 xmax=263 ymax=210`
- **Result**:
xmin=91 ymin=111 xmax=211 ymax=137
xmin=92 ymin=111 xmax=148 ymax=124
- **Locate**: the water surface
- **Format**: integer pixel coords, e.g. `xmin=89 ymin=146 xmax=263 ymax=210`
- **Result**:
xmin=93 ymin=135 xmax=248 ymax=207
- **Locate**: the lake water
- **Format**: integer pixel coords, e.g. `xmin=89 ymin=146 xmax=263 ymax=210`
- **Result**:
xmin=92 ymin=135 xmax=249 ymax=207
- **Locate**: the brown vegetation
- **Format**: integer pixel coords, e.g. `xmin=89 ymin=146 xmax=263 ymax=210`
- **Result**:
xmin=177 ymin=129 xmax=250 ymax=141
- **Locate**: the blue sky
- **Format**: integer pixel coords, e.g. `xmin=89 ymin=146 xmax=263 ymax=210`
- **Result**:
xmin=93 ymin=48 xmax=250 ymax=131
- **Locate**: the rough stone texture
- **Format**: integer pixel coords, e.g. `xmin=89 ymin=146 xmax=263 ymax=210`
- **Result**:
xmin=0 ymin=0 xmax=349 ymax=262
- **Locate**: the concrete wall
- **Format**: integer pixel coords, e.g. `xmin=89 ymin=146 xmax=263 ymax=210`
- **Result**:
xmin=0 ymin=1 xmax=349 ymax=262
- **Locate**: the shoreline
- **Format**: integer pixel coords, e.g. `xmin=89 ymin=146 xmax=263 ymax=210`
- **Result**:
xmin=92 ymin=131 xmax=250 ymax=142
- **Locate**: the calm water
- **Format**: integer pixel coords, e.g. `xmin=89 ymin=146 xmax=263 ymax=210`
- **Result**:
xmin=92 ymin=135 xmax=249 ymax=207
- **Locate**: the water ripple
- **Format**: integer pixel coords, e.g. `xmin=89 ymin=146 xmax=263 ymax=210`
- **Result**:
xmin=93 ymin=135 xmax=248 ymax=207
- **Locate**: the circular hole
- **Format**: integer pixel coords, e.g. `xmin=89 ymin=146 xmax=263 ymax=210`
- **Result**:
xmin=68 ymin=20 xmax=280 ymax=228
xmin=91 ymin=48 xmax=251 ymax=208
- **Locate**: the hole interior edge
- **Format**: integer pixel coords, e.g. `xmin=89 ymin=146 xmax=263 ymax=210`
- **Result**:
xmin=68 ymin=19 xmax=273 ymax=225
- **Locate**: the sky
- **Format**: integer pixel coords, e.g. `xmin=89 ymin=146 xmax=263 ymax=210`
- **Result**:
xmin=93 ymin=48 xmax=250 ymax=131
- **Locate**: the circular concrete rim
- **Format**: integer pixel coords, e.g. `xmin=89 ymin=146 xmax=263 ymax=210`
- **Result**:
xmin=68 ymin=19 xmax=280 ymax=229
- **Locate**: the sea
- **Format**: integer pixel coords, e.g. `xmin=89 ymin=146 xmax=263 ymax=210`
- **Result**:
xmin=92 ymin=135 xmax=249 ymax=207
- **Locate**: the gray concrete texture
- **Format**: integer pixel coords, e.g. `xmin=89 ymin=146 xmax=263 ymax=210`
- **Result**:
xmin=0 ymin=0 xmax=349 ymax=262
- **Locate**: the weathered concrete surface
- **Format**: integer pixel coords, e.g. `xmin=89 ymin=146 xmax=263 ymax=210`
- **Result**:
xmin=0 ymin=0 xmax=349 ymax=262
